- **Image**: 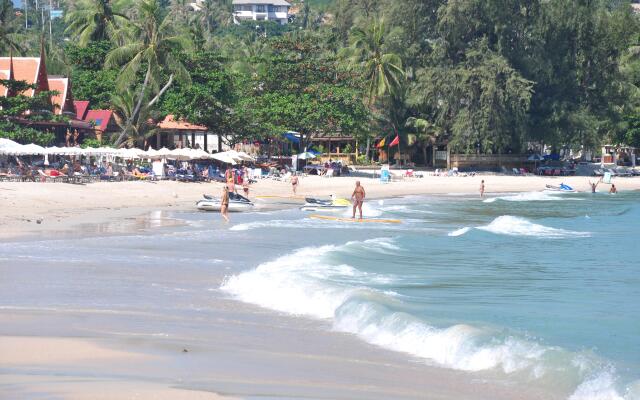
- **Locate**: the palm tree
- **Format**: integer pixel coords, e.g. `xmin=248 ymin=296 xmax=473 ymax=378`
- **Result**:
xmin=105 ymin=0 xmax=190 ymax=147
xmin=111 ymin=90 xmax=158 ymax=148
xmin=405 ymin=117 xmax=440 ymax=166
xmin=0 ymin=0 xmax=23 ymax=54
xmin=346 ymin=19 xmax=404 ymax=160
xmin=64 ymin=0 xmax=129 ymax=47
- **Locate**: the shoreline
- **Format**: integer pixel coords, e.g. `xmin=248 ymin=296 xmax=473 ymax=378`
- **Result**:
xmin=2 ymin=175 xmax=639 ymax=239
xmin=2 ymin=181 xmax=630 ymax=399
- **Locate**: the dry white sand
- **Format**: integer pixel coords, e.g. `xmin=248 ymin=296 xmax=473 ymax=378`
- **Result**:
xmin=2 ymin=174 xmax=638 ymax=238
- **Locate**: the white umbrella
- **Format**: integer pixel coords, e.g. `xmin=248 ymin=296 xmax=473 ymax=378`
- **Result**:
xmin=20 ymin=143 xmax=47 ymax=155
xmin=166 ymin=148 xmax=191 ymax=160
xmin=189 ymin=149 xmax=211 ymax=160
xmin=235 ymin=151 xmax=255 ymax=162
xmin=0 ymin=138 xmax=20 ymax=151
xmin=210 ymin=152 xmax=238 ymax=164
xmin=297 ymin=151 xmax=316 ymax=160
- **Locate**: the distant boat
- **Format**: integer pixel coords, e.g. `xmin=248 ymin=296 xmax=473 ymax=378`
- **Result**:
xmin=196 ymin=193 xmax=254 ymax=212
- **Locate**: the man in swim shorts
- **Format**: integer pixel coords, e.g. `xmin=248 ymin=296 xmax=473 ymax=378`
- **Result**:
xmin=351 ymin=181 xmax=366 ymax=219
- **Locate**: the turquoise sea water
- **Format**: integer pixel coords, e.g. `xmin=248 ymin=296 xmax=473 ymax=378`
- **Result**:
xmin=1 ymin=190 xmax=638 ymax=399
xmin=223 ymin=191 xmax=640 ymax=399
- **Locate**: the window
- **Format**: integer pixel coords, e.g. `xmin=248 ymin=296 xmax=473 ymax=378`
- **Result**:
xmin=268 ymin=5 xmax=279 ymax=12
xmin=256 ymin=4 xmax=265 ymax=12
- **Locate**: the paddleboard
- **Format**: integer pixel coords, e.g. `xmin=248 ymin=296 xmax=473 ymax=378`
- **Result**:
xmin=309 ymin=214 xmax=402 ymax=224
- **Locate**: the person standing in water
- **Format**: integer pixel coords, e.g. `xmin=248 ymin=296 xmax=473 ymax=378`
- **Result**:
xmin=589 ymin=178 xmax=601 ymax=193
xmin=610 ymin=184 xmax=617 ymax=194
xmin=480 ymin=180 xmax=485 ymax=198
xmin=220 ymin=185 xmax=230 ymax=223
xmin=351 ymin=181 xmax=366 ymax=219
xmin=291 ymin=175 xmax=299 ymax=196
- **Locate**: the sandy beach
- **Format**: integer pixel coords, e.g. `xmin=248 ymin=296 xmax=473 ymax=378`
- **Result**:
xmin=2 ymin=174 xmax=639 ymax=239
xmin=1 ymin=175 xmax=639 ymax=400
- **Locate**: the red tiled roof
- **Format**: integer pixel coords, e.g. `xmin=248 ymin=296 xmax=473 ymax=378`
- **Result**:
xmin=47 ymin=77 xmax=69 ymax=115
xmin=0 ymin=69 xmax=8 ymax=96
xmin=0 ymin=57 xmax=42 ymax=96
xmin=85 ymin=109 xmax=113 ymax=132
xmin=158 ymin=114 xmax=207 ymax=131
xmin=74 ymin=100 xmax=90 ymax=120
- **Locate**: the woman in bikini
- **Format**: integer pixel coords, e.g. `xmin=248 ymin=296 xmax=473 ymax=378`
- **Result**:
xmin=220 ymin=185 xmax=230 ymax=223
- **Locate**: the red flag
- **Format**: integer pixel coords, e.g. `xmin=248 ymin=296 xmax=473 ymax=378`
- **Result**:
xmin=389 ymin=135 xmax=399 ymax=147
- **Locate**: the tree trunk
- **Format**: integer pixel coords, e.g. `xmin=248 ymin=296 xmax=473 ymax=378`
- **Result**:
xmin=422 ymin=144 xmax=427 ymax=166
xmin=217 ymin=133 xmax=222 ymax=152
xmin=115 ymin=63 xmax=152 ymax=147
xmin=148 ymin=74 xmax=174 ymax=107
xmin=365 ymin=136 xmax=371 ymax=162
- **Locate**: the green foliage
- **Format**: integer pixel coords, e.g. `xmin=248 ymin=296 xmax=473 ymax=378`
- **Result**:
xmin=9 ymin=0 xmax=640 ymax=156
xmin=81 ymin=138 xmax=105 ymax=148
xmin=248 ymin=35 xmax=369 ymax=146
xmin=0 ymin=78 xmax=58 ymax=146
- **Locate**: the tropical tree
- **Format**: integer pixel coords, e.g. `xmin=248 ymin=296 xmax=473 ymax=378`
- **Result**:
xmin=345 ymin=19 xmax=404 ymax=160
xmin=64 ymin=0 xmax=129 ymax=47
xmin=110 ymin=89 xmax=157 ymax=148
xmin=0 ymin=0 xmax=23 ymax=54
xmin=105 ymin=0 xmax=190 ymax=146
xmin=405 ymin=117 xmax=440 ymax=166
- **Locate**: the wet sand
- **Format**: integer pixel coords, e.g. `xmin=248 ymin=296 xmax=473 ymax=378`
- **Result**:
xmin=1 ymin=175 xmax=639 ymax=239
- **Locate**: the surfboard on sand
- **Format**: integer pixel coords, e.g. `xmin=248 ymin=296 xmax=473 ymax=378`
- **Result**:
xmin=309 ymin=214 xmax=402 ymax=224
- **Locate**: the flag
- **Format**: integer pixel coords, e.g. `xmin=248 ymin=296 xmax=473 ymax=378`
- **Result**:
xmin=389 ymin=135 xmax=400 ymax=147
xmin=376 ymin=137 xmax=386 ymax=148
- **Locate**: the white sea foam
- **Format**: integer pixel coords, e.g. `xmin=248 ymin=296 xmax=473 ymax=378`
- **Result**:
xmin=448 ymin=227 xmax=471 ymax=237
xmin=568 ymin=370 xmax=635 ymax=400
xmin=222 ymin=240 xmax=632 ymax=399
xmin=484 ymin=192 xmax=582 ymax=203
xmin=478 ymin=216 xmax=591 ymax=238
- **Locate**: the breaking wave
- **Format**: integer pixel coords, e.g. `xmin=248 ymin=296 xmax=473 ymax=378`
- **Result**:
xmin=478 ymin=216 xmax=591 ymax=238
xmin=221 ymin=240 xmax=631 ymax=399
xmin=483 ymin=191 xmax=582 ymax=203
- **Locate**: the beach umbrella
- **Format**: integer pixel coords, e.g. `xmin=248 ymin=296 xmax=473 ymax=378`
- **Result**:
xmin=189 ymin=149 xmax=211 ymax=160
xmin=0 ymin=138 xmax=20 ymax=152
xmin=297 ymin=151 xmax=316 ymax=160
xmin=528 ymin=154 xmax=544 ymax=170
xmin=210 ymin=151 xmax=237 ymax=164
xmin=235 ymin=151 xmax=255 ymax=162
xmin=166 ymin=148 xmax=192 ymax=160
xmin=20 ymin=143 xmax=47 ymax=155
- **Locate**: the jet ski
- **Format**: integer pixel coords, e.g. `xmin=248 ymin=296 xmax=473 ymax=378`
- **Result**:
xmin=196 ymin=193 xmax=254 ymax=212
xmin=545 ymin=183 xmax=576 ymax=192
xmin=301 ymin=197 xmax=351 ymax=212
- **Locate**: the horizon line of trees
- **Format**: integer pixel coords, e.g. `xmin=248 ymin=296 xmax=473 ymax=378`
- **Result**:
xmin=1 ymin=0 xmax=640 ymax=161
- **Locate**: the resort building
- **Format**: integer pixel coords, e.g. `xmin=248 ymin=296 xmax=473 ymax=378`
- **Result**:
xmin=75 ymin=101 xmax=119 ymax=143
xmin=232 ymin=0 xmax=291 ymax=25
xmin=0 ymin=47 xmax=92 ymax=145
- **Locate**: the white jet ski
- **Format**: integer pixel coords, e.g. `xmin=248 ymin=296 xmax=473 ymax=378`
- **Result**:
xmin=196 ymin=193 xmax=254 ymax=212
xmin=301 ymin=197 xmax=351 ymax=212
xmin=545 ymin=183 xmax=576 ymax=193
